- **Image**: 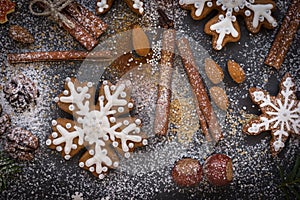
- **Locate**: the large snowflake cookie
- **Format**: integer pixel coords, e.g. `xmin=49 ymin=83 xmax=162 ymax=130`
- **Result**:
xmin=96 ymin=0 xmax=144 ymax=15
xmin=179 ymin=0 xmax=278 ymax=50
xmin=46 ymin=77 xmax=148 ymax=179
xmin=243 ymin=74 xmax=300 ymax=156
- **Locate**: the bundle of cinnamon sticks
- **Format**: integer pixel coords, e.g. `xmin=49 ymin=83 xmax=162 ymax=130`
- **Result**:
xmin=34 ymin=2 xmax=107 ymax=50
xmin=153 ymin=9 xmax=223 ymax=143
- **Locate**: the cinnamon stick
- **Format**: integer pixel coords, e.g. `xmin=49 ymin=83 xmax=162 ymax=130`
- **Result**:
xmin=154 ymin=29 xmax=176 ymax=136
xmin=177 ymin=38 xmax=223 ymax=142
xmin=158 ymin=8 xmax=174 ymax=29
xmin=7 ymin=50 xmax=112 ymax=64
xmin=62 ymin=14 xmax=99 ymax=51
xmin=35 ymin=2 xmax=106 ymax=51
xmin=265 ymin=0 xmax=300 ymax=69
xmin=64 ymin=3 xmax=107 ymax=39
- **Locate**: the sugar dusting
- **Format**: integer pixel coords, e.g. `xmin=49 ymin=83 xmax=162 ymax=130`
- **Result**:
xmin=0 ymin=0 xmax=299 ymax=199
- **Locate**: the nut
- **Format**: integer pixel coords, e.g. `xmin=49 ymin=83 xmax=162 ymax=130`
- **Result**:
xmin=227 ymin=60 xmax=246 ymax=83
xmin=172 ymin=158 xmax=203 ymax=187
xmin=0 ymin=113 xmax=11 ymax=135
xmin=204 ymin=154 xmax=233 ymax=186
xmin=3 ymin=73 xmax=38 ymax=110
xmin=209 ymin=86 xmax=228 ymax=110
xmin=9 ymin=25 xmax=34 ymax=44
xmin=132 ymin=24 xmax=150 ymax=57
xmin=0 ymin=104 xmax=11 ymax=135
xmin=205 ymin=58 xmax=224 ymax=84
xmin=4 ymin=127 xmax=39 ymax=161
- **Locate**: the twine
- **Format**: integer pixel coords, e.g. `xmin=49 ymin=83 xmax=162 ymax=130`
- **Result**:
xmin=29 ymin=0 xmax=75 ymax=29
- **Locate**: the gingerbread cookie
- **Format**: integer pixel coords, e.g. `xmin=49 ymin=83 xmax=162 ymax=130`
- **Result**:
xmin=243 ymin=73 xmax=300 ymax=156
xmin=179 ymin=0 xmax=277 ymax=50
xmin=96 ymin=0 xmax=144 ymax=15
xmin=0 ymin=0 xmax=15 ymax=24
xmin=46 ymin=77 xmax=148 ymax=179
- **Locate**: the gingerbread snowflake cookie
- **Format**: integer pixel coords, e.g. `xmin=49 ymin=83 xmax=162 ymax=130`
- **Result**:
xmin=96 ymin=0 xmax=144 ymax=15
xmin=243 ymin=73 xmax=300 ymax=156
xmin=0 ymin=0 xmax=15 ymax=24
xmin=46 ymin=77 xmax=147 ymax=179
xmin=179 ymin=0 xmax=277 ymax=50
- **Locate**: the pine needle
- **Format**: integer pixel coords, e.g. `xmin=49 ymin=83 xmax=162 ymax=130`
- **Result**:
xmin=0 ymin=153 xmax=21 ymax=191
xmin=278 ymin=155 xmax=300 ymax=200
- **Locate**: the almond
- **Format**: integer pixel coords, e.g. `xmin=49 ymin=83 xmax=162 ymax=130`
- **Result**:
xmin=227 ymin=60 xmax=245 ymax=83
xmin=9 ymin=25 xmax=34 ymax=44
xmin=132 ymin=24 xmax=150 ymax=57
xmin=204 ymin=58 xmax=224 ymax=84
xmin=209 ymin=86 xmax=228 ymax=110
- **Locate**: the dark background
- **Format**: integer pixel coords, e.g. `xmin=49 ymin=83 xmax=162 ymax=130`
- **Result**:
xmin=0 ymin=0 xmax=299 ymax=199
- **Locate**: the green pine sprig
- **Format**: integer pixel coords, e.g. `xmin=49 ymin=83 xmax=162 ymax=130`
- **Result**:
xmin=278 ymin=155 xmax=300 ymax=200
xmin=0 ymin=153 xmax=21 ymax=191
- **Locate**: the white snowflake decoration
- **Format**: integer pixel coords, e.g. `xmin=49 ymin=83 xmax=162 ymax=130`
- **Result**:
xmin=46 ymin=77 xmax=147 ymax=179
xmin=97 ymin=0 xmax=109 ymax=13
xmin=96 ymin=0 xmax=144 ymax=15
xmin=243 ymin=74 xmax=300 ymax=156
xmin=179 ymin=0 xmax=277 ymax=50
xmin=71 ymin=192 xmax=84 ymax=200
xmin=132 ymin=0 xmax=144 ymax=14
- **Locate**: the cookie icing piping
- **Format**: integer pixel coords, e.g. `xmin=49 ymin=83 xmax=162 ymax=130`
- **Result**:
xmin=210 ymin=14 xmax=238 ymax=50
xmin=179 ymin=0 xmax=212 ymax=17
xmin=132 ymin=0 xmax=144 ymax=14
xmin=96 ymin=0 xmax=144 ymax=14
xmin=47 ymin=78 xmax=147 ymax=178
xmin=245 ymin=2 xmax=277 ymax=28
xmin=210 ymin=0 xmax=277 ymax=49
xmin=97 ymin=0 xmax=109 ymax=13
xmin=248 ymin=77 xmax=300 ymax=152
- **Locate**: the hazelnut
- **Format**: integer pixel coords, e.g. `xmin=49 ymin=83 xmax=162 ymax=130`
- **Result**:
xmin=204 ymin=154 xmax=233 ymax=186
xmin=171 ymin=158 xmax=203 ymax=187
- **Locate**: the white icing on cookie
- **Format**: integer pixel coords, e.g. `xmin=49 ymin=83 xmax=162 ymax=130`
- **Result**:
xmin=245 ymin=3 xmax=277 ymax=28
xmin=49 ymin=79 xmax=147 ymax=178
xmin=181 ymin=0 xmax=277 ymax=50
xmin=179 ymin=0 xmax=212 ymax=17
xmin=210 ymin=14 xmax=238 ymax=50
xmin=97 ymin=0 xmax=144 ymax=14
xmin=247 ymin=75 xmax=300 ymax=152
xmin=132 ymin=0 xmax=144 ymax=14
xmin=217 ymin=0 xmax=244 ymax=10
xmin=97 ymin=0 xmax=109 ymax=13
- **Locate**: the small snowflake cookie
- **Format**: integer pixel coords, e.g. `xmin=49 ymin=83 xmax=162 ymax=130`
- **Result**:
xmin=46 ymin=77 xmax=148 ymax=179
xmin=71 ymin=192 xmax=83 ymax=200
xmin=179 ymin=0 xmax=277 ymax=50
xmin=96 ymin=0 xmax=144 ymax=15
xmin=243 ymin=73 xmax=300 ymax=156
